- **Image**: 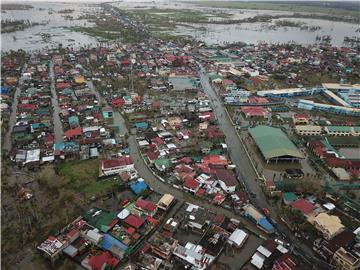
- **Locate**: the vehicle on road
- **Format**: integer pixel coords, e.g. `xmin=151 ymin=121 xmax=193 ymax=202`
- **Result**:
xmin=263 ymin=207 xmax=271 ymax=217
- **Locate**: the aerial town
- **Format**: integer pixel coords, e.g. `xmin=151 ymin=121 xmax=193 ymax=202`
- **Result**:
xmin=1 ymin=1 xmax=360 ymax=270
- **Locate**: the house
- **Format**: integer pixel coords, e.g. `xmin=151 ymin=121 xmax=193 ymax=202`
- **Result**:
xmin=74 ymin=75 xmax=86 ymax=85
xmin=64 ymin=127 xmax=82 ymax=140
xmin=130 ymin=180 xmax=149 ymax=195
xmin=135 ymin=122 xmax=148 ymax=130
xmin=102 ymin=107 xmax=113 ymax=119
xmin=283 ymin=192 xmax=297 ymax=205
xmin=82 ymin=251 xmax=120 ymax=270
xmin=184 ymin=178 xmax=200 ymax=194
xmin=124 ymin=214 xmax=144 ymax=229
xmin=157 ymin=194 xmax=175 ymax=211
xmin=332 ymin=247 xmax=360 ymax=270
xmin=168 ymin=116 xmax=182 ymax=129
xmin=272 ymin=254 xmax=297 ymax=270
xmin=68 ymin=115 xmax=80 ymax=128
xmin=147 ymin=232 xmax=178 ymax=259
xmin=311 ymin=213 xmax=345 ymax=240
xmin=134 ymin=199 xmax=158 ymax=217
xmin=215 ymin=168 xmax=237 ymax=193
xmin=185 ymin=204 xmax=209 ymax=232
xmin=251 ymin=240 xmax=278 ymax=269
xmin=227 ymin=229 xmax=248 ymax=248
xmin=199 ymin=141 xmax=213 ymax=154
xmin=292 ymin=113 xmax=310 ymax=125
xmin=292 ymin=199 xmax=315 ymax=216
xmin=154 ymin=158 xmax=172 ymax=172
xmin=173 ymin=242 xmax=215 ymax=270
xmin=100 ymin=157 xmax=134 ymax=176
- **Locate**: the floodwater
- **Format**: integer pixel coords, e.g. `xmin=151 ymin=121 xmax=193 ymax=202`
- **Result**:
xmin=2 ymin=0 xmax=359 ymax=51
xmin=1 ymin=2 xmax=99 ymax=52
xmin=174 ymin=17 xmax=358 ymax=46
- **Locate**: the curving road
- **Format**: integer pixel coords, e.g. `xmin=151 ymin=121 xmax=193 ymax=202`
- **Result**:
xmin=88 ymin=81 xmax=267 ymax=237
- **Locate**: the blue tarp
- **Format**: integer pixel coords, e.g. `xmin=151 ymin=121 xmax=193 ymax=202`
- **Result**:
xmin=135 ymin=122 xmax=148 ymax=129
xmin=0 ymin=87 xmax=10 ymax=95
xmin=257 ymin=217 xmax=275 ymax=233
xmin=130 ymin=181 xmax=148 ymax=195
xmin=102 ymin=233 xmax=128 ymax=251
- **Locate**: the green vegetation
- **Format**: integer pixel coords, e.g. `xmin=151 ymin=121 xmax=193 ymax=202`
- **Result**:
xmin=1 ymin=19 xmax=40 ymax=34
xmin=1 ymin=3 xmax=33 ymax=10
xmin=57 ymin=159 xmax=118 ymax=197
xmin=187 ymin=1 xmax=360 ymax=17
xmin=124 ymin=7 xmax=231 ymax=35
xmin=70 ymin=19 xmax=144 ymax=43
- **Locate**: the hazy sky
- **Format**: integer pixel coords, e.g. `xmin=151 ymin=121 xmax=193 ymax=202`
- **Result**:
xmin=3 ymin=0 xmax=360 ymax=2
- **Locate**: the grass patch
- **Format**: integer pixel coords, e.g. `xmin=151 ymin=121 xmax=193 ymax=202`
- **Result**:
xmin=57 ymin=159 xmax=118 ymax=196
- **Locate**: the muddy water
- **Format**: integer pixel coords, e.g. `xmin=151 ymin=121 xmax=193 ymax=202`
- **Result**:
xmin=1 ymin=2 xmax=99 ymax=52
xmin=174 ymin=18 xmax=358 ymax=46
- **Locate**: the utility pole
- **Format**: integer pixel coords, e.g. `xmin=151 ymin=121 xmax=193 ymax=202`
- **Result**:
xmin=130 ymin=57 xmax=136 ymax=92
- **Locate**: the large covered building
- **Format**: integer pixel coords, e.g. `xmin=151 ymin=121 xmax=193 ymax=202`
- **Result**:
xmin=248 ymin=126 xmax=304 ymax=163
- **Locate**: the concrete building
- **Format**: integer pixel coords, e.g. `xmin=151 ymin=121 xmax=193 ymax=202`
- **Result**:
xmin=325 ymin=126 xmax=353 ymax=136
xmin=298 ymin=99 xmax=360 ymax=116
xmin=295 ymin=125 xmax=322 ymax=136
xmin=332 ymin=247 xmax=360 ymax=270
xmin=312 ymin=213 xmax=345 ymax=240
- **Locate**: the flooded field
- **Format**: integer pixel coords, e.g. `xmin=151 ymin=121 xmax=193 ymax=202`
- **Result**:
xmin=1 ymin=2 xmax=99 ymax=52
xmin=174 ymin=18 xmax=358 ymax=46
xmin=2 ymin=0 xmax=359 ymax=51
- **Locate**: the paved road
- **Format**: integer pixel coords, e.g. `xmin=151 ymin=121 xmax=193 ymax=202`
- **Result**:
xmin=199 ymin=68 xmax=329 ymax=270
xmin=87 ymin=80 xmax=128 ymax=136
xmin=3 ymin=65 xmax=27 ymax=152
xmin=49 ymin=61 xmax=64 ymax=144
xmin=88 ymin=82 xmax=267 ymax=237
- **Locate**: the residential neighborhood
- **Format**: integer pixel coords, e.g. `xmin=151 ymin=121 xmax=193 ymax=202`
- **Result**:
xmin=1 ymin=1 xmax=360 ymax=270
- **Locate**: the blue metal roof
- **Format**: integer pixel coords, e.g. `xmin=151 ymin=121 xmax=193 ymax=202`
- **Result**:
xmin=130 ymin=181 xmax=148 ymax=195
xmin=0 ymin=86 xmax=10 ymax=94
xmin=135 ymin=122 xmax=148 ymax=129
xmin=257 ymin=217 xmax=275 ymax=233
xmin=102 ymin=233 xmax=128 ymax=251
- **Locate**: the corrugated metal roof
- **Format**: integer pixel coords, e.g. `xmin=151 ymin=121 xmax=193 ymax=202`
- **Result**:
xmin=249 ymin=126 xmax=304 ymax=160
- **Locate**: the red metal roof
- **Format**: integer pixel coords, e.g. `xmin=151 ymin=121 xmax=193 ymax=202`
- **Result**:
xmin=215 ymin=168 xmax=237 ymax=187
xmin=184 ymin=178 xmax=200 ymax=190
xmin=272 ymin=253 xmax=297 ymax=270
xmin=135 ymin=199 xmax=157 ymax=212
xmin=124 ymin=215 xmax=144 ymax=229
xmin=64 ymin=127 xmax=82 ymax=139
xmin=241 ymin=106 xmax=268 ymax=117
xmin=292 ymin=199 xmax=315 ymax=215
xmin=88 ymin=251 xmax=120 ymax=270
xmin=102 ymin=157 xmax=133 ymax=169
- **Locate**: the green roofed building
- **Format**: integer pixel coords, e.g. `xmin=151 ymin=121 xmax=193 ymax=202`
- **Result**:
xmin=248 ymin=125 xmax=304 ymax=163
xmin=283 ymin=192 xmax=298 ymax=205
xmin=154 ymin=158 xmax=171 ymax=172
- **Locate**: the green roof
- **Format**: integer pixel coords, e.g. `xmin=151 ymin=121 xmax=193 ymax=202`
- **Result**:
xmin=83 ymin=208 xmax=117 ymax=232
xmin=327 ymin=136 xmax=360 ymax=146
xmin=14 ymin=132 xmax=33 ymax=141
xmin=326 ymin=126 xmax=352 ymax=132
xmin=353 ymin=126 xmax=360 ymax=133
xmin=154 ymin=158 xmax=171 ymax=169
xmin=283 ymin=192 xmax=297 ymax=202
xmin=248 ymin=125 xmax=304 ymax=160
